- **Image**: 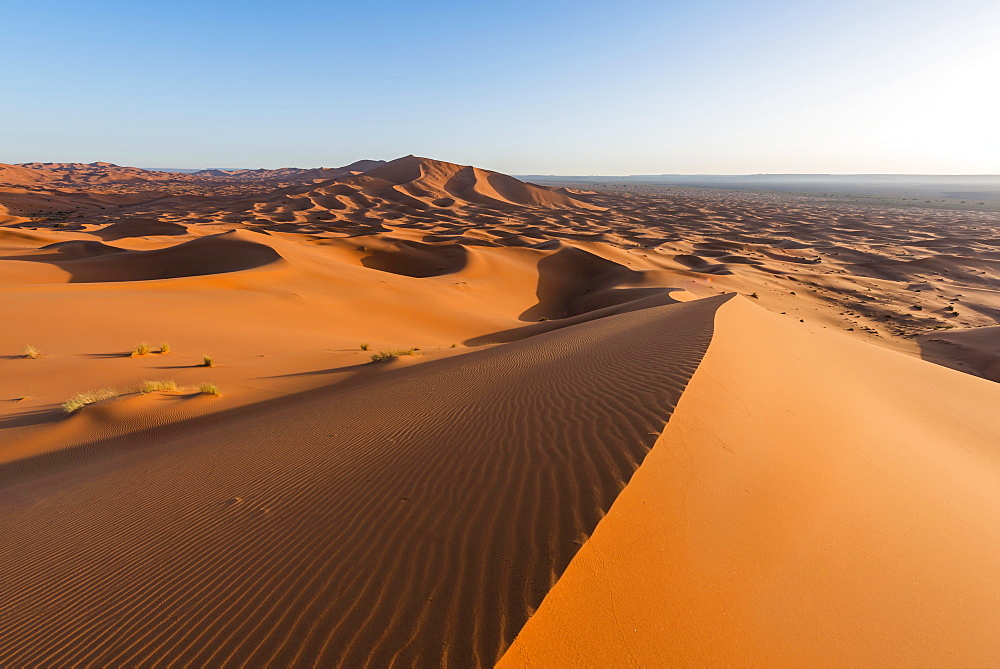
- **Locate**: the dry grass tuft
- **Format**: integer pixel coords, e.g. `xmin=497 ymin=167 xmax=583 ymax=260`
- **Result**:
xmin=360 ymin=342 xmax=370 ymax=351
xmin=62 ymin=388 xmax=121 ymax=414
xmin=158 ymin=342 xmax=171 ymax=354
xmin=202 ymin=355 xmax=214 ymax=367
xmin=22 ymin=345 xmax=41 ymax=359
xmin=198 ymin=383 xmax=221 ymax=396
xmin=370 ymin=348 xmax=419 ymax=363
xmin=138 ymin=380 xmax=178 ymax=394
xmin=131 ymin=342 xmax=151 ymax=357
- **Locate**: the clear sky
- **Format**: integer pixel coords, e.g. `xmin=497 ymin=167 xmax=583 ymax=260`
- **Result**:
xmin=3 ymin=0 xmax=998 ymax=174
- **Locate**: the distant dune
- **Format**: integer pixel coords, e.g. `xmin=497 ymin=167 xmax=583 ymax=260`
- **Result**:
xmin=1 ymin=156 xmax=999 ymax=665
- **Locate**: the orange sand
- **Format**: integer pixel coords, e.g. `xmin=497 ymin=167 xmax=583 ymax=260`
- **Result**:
xmin=500 ymin=297 xmax=1000 ymax=666
xmin=2 ymin=157 xmax=999 ymax=665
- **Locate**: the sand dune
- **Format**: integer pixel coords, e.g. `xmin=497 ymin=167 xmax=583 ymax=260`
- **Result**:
xmin=0 ymin=163 xmax=47 ymax=186
xmin=356 ymin=155 xmax=606 ymax=210
xmin=0 ymin=297 xmax=721 ymax=666
xmin=94 ymin=217 xmax=189 ymax=240
xmin=357 ymin=236 xmax=469 ymax=277
xmin=221 ymin=156 xmax=604 ymax=231
xmin=2 ymin=157 xmax=1000 ymax=665
xmin=501 ymin=297 xmax=1000 ymax=666
xmin=1 ymin=230 xmax=282 ymax=283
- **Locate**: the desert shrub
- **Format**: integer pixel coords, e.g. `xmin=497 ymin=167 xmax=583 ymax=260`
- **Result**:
xmin=370 ymin=348 xmax=418 ymax=362
xmin=360 ymin=342 xmax=370 ymax=351
xmin=131 ymin=342 xmax=151 ymax=357
xmin=63 ymin=387 xmax=121 ymax=414
xmin=202 ymin=355 xmax=214 ymax=367
xmin=22 ymin=345 xmax=40 ymax=359
xmin=198 ymin=383 xmax=221 ymax=396
xmin=158 ymin=342 xmax=171 ymax=354
xmin=138 ymin=380 xmax=178 ymax=394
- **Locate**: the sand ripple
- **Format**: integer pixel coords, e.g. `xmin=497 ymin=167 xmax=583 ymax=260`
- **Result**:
xmin=0 ymin=296 xmax=724 ymax=667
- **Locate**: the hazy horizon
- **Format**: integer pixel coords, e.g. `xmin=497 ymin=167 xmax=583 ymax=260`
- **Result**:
xmin=4 ymin=0 xmax=999 ymax=174
xmin=17 ymin=160 xmax=1000 ymax=179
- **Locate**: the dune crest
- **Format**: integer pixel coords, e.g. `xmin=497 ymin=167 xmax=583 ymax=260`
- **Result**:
xmin=354 ymin=155 xmax=606 ymax=210
xmin=500 ymin=298 xmax=1000 ymax=666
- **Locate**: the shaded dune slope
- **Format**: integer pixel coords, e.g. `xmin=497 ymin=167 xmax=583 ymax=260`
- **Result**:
xmin=523 ymin=246 xmax=645 ymax=320
xmin=0 ymin=295 xmax=725 ymax=667
xmin=94 ymin=217 xmax=189 ymax=240
xmin=919 ymin=325 xmax=1000 ymax=382
xmin=9 ymin=240 xmax=125 ymax=262
xmin=5 ymin=231 xmax=282 ymax=282
xmin=359 ymin=237 xmax=469 ymax=277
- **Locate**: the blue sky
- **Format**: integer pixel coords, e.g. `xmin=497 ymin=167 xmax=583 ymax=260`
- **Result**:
xmin=3 ymin=0 xmax=998 ymax=173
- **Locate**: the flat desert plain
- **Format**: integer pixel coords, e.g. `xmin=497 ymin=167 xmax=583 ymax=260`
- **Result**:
xmin=2 ymin=156 xmax=1000 ymax=666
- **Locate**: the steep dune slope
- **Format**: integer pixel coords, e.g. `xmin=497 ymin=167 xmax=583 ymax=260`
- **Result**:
xmin=500 ymin=297 xmax=1000 ymax=666
xmin=0 ymin=296 xmax=723 ymax=667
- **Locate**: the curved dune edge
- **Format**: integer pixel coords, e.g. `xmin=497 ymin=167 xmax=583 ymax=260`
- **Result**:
xmin=0 ymin=296 xmax=724 ymax=667
xmin=499 ymin=297 xmax=1000 ymax=667
xmin=1 ymin=230 xmax=285 ymax=283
